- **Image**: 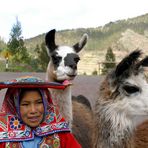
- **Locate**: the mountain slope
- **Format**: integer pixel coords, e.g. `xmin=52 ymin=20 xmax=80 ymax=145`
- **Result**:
xmin=24 ymin=13 xmax=148 ymax=75
xmin=25 ymin=13 xmax=148 ymax=51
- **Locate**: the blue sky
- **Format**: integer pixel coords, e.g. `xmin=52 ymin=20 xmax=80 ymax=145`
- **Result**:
xmin=0 ymin=0 xmax=148 ymax=42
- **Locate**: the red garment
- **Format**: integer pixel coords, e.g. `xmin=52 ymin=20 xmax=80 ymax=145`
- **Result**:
xmin=59 ymin=132 xmax=82 ymax=148
xmin=0 ymin=133 xmax=81 ymax=148
xmin=0 ymin=76 xmax=81 ymax=148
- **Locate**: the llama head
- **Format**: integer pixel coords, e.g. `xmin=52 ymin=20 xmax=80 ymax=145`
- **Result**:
xmin=101 ymin=50 xmax=148 ymax=118
xmin=45 ymin=29 xmax=88 ymax=82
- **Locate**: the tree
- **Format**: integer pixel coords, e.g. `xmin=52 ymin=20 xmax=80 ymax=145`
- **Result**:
xmin=35 ymin=43 xmax=49 ymax=71
xmin=7 ymin=17 xmax=22 ymax=55
xmin=10 ymin=17 xmax=22 ymax=40
xmin=12 ymin=39 xmax=30 ymax=63
xmin=0 ymin=37 xmax=6 ymax=51
xmin=101 ymin=47 xmax=116 ymax=74
xmin=7 ymin=17 xmax=30 ymax=63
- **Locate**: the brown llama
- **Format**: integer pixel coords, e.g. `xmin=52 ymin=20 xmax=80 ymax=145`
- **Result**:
xmin=45 ymin=29 xmax=88 ymax=129
xmin=72 ymin=99 xmax=94 ymax=148
xmin=72 ymin=50 xmax=148 ymax=148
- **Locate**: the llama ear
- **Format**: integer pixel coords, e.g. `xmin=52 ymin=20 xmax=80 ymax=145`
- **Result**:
xmin=45 ymin=29 xmax=57 ymax=54
xmin=115 ymin=50 xmax=141 ymax=78
xmin=136 ymin=56 xmax=148 ymax=69
xmin=73 ymin=33 xmax=88 ymax=53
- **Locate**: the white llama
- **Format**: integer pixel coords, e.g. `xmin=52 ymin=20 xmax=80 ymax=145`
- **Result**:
xmin=45 ymin=29 xmax=88 ymax=129
xmin=72 ymin=50 xmax=148 ymax=148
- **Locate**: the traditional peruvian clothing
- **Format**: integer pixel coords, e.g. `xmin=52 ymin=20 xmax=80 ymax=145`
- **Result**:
xmin=0 ymin=76 xmax=81 ymax=148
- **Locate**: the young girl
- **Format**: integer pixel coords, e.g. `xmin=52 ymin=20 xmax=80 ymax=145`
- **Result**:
xmin=0 ymin=76 xmax=81 ymax=148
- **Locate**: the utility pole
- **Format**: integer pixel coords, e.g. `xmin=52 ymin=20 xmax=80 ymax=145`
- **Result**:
xmin=5 ymin=57 xmax=9 ymax=71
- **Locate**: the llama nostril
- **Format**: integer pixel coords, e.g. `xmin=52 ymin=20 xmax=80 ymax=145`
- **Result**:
xmin=69 ymin=64 xmax=77 ymax=70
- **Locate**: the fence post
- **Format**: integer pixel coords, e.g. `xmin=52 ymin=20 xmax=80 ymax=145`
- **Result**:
xmin=5 ymin=57 xmax=9 ymax=71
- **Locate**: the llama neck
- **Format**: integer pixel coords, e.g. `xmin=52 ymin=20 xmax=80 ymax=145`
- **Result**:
xmin=50 ymin=85 xmax=72 ymax=128
xmin=46 ymin=64 xmax=73 ymax=129
xmin=46 ymin=63 xmax=55 ymax=83
xmin=94 ymin=103 xmax=135 ymax=148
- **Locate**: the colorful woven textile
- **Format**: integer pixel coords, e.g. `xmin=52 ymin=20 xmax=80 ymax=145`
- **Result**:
xmin=0 ymin=76 xmax=70 ymax=89
xmin=0 ymin=76 xmax=70 ymax=142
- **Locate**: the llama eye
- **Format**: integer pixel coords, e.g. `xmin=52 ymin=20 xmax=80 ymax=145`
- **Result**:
xmin=74 ymin=57 xmax=80 ymax=63
xmin=123 ymin=85 xmax=140 ymax=95
xmin=51 ymin=55 xmax=62 ymax=65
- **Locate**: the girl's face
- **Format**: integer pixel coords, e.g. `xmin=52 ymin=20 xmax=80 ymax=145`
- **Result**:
xmin=20 ymin=90 xmax=44 ymax=128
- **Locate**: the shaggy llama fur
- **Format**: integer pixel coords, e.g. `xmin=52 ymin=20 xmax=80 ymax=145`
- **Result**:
xmin=73 ymin=50 xmax=148 ymax=148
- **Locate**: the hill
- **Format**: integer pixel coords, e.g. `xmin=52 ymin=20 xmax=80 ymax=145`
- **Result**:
xmin=21 ymin=13 xmax=148 ymax=74
xmin=25 ymin=13 xmax=148 ymax=50
xmin=0 ymin=14 xmax=148 ymax=74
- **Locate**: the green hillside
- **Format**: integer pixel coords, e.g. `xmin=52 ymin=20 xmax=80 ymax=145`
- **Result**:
xmin=1 ymin=13 xmax=148 ymax=74
xmin=24 ymin=13 xmax=148 ymax=52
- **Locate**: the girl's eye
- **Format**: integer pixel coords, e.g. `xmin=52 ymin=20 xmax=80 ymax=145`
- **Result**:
xmin=37 ymin=101 xmax=43 ymax=104
xmin=21 ymin=103 xmax=29 ymax=106
xmin=36 ymin=99 xmax=43 ymax=104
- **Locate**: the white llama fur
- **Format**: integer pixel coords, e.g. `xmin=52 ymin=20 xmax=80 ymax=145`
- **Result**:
xmin=45 ymin=29 xmax=88 ymax=129
xmin=72 ymin=50 xmax=148 ymax=148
